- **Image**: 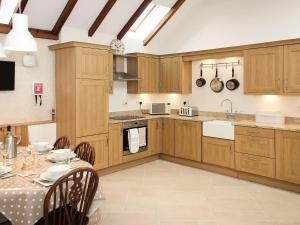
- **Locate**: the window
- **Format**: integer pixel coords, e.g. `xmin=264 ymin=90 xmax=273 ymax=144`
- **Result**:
xmin=0 ymin=0 xmax=19 ymax=24
xmin=125 ymin=3 xmax=171 ymax=40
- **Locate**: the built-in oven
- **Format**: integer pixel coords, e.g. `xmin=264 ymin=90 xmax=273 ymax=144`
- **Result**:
xmin=122 ymin=120 xmax=148 ymax=156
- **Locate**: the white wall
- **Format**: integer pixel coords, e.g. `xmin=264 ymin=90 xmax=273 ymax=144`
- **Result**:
xmin=145 ymin=0 xmax=300 ymax=54
xmin=0 ymin=35 xmax=57 ymax=124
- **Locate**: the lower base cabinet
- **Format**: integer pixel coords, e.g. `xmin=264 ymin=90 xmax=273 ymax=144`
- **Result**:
xmin=148 ymin=119 xmax=162 ymax=155
xmin=76 ymin=134 xmax=109 ymax=170
xmin=108 ymin=123 xmax=123 ymax=166
xmin=276 ymin=130 xmax=300 ymax=184
xmin=202 ymin=137 xmax=235 ymax=169
xmin=235 ymin=152 xmax=275 ymax=178
xmin=162 ymin=118 xmax=175 ymax=156
xmin=174 ymin=120 xmax=201 ymax=161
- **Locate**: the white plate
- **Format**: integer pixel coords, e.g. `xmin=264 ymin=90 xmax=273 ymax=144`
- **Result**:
xmin=0 ymin=166 xmax=12 ymax=176
xmin=29 ymin=145 xmax=53 ymax=153
xmin=47 ymin=152 xmax=76 ymax=163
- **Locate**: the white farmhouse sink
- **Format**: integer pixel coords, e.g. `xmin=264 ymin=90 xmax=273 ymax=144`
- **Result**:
xmin=203 ymin=120 xmax=235 ymax=140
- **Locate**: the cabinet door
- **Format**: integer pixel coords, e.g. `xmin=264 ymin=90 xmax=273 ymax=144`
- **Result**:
xmin=76 ymin=47 xmax=109 ymax=80
xmin=175 ymin=120 xmax=201 ymax=161
xmin=202 ymin=137 xmax=235 ymax=169
xmin=148 ymin=58 xmax=159 ymax=92
xmin=76 ymin=79 xmax=108 ymax=137
xmin=244 ymin=46 xmax=283 ymax=94
xmin=109 ymin=123 xmax=123 ymax=166
xmin=148 ymin=119 xmax=162 ymax=155
xmin=162 ymin=118 xmax=175 ymax=156
xmin=284 ymin=44 xmax=300 ymax=93
xmin=159 ymin=58 xmax=170 ymax=92
xmin=76 ymin=134 xmax=108 ymax=170
xmin=138 ymin=57 xmax=148 ymax=92
xmin=276 ymin=130 xmax=300 ymax=184
xmin=108 ymin=52 xmax=113 ymax=94
xmin=170 ymin=57 xmax=182 ymax=92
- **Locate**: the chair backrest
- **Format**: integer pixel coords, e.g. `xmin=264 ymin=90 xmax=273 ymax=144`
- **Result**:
xmin=53 ymin=136 xmax=70 ymax=150
xmin=74 ymin=142 xmax=95 ymax=165
xmin=43 ymin=167 xmax=99 ymax=225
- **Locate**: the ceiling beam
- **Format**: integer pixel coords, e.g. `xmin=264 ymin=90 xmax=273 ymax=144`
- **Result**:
xmin=17 ymin=0 xmax=29 ymax=13
xmin=51 ymin=0 xmax=78 ymax=35
xmin=88 ymin=0 xmax=117 ymax=37
xmin=117 ymin=0 xmax=152 ymax=40
xmin=143 ymin=0 xmax=185 ymax=46
xmin=0 ymin=24 xmax=58 ymax=40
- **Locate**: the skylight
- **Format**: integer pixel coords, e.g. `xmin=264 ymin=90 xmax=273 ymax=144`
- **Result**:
xmin=125 ymin=3 xmax=170 ymax=40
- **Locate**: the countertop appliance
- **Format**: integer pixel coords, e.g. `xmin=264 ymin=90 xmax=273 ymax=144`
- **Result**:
xmin=122 ymin=120 xmax=148 ymax=155
xmin=179 ymin=106 xmax=199 ymax=117
xmin=150 ymin=103 xmax=171 ymax=115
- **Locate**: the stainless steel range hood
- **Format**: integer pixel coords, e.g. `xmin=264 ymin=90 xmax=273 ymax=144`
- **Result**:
xmin=113 ymin=55 xmax=140 ymax=81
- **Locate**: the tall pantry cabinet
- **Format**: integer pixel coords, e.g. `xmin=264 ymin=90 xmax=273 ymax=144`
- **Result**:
xmin=49 ymin=42 xmax=112 ymax=170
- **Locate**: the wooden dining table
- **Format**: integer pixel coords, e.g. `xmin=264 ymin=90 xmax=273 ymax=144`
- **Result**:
xmin=0 ymin=147 xmax=104 ymax=225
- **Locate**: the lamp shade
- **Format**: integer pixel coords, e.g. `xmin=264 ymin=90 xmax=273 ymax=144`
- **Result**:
xmin=4 ymin=13 xmax=37 ymax=52
xmin=0 ymin=42 xmax=7 ymax=58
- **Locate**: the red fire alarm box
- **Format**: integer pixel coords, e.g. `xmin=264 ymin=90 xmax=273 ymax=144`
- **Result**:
xmin=33 ymin=82 xmax=44 ymax=95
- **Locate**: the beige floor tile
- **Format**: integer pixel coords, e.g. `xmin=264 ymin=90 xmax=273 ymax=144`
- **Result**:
xmin=99 ymin=160 xmax=300 ymax=225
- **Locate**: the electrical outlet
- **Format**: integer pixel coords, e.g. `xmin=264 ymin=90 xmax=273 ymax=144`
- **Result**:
xmin=183 ymin=100 xmax=189 ymax=106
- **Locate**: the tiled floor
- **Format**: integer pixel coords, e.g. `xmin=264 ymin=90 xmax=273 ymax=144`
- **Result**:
xmin=99 ymin=160 xmax=300 ymax=225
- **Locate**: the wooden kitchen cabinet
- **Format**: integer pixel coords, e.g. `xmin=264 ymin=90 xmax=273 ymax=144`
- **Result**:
xmin=127 ymin=54 xmax=160 ymax=93
xmin=284 ymin=44 xmax=300 ymax=93
xmin=244 ymin=46 xmax=283 ymax=94
xmin=50 ymin=42 xmax=110 ymax=164
xmin=159 ymin=56 xmax=192 ymax=93
xmin=76 ymin=79 xmax=109 ymax=137
xmin=235 ymin=126 xmax=275 ymax=158
xmin=76 ymin=47 xmax=110 ymax=80
xmin=202 ymin=137 xmax=235 ymax=169
xmin=275 ymin=130 xmax=300 ymax=184
xmin=108 ymin=123 xmax=123 ymax=166
xmin=162 ymin=118 xmax=175 ymax=156
xmin=174 ymin=120 xmax=201 ymax=161
xmin=148 ymin=119 xmax=162 ymax=155
xmin=76 ymin=134 xmax=109 ymax=170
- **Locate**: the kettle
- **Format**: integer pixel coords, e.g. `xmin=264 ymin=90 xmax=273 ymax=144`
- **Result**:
xmin=4 ymin=126 xmax=21 ymax=158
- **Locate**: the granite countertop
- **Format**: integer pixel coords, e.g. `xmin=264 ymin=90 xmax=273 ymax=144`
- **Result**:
xmin=109 ymin=113 xmax=300 ymax=132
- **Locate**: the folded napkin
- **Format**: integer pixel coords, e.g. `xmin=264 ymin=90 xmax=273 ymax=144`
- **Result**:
xmin=138 ymin=127 xmax=147 ymax=147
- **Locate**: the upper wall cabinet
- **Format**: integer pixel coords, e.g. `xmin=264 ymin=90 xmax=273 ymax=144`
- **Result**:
xmin=284 ymin=44 xmax=300 ymax=93
xmin=244 ymin=44 xmax=300 ymax=95
xmin=76 ymin=47 xmax=110 ymax=80
xmin=159 ymin=56 xmax=192 ymax=93
xmin=244 ymin=46 xmax=284 ymax=94
xmin=127 ymin=54 xmax=159 ymax=93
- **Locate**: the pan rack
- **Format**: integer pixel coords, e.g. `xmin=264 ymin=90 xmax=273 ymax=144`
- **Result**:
xmin=200 ymin=60 xmax=241 ymax=69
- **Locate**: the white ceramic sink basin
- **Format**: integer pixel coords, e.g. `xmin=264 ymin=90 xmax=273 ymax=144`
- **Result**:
xmin=203 ymin=120 xmax=235 ymax=140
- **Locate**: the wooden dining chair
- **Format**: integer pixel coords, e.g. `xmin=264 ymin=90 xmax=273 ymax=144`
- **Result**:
xmin=74 ymin=142 xmax=95 ymax=165
xmin=53 ymin=136 xmax=70 ymax=150
xmin=0 ymin=213 xmax=12 ymax=225
xmin=35 ymin=167 xmax=99 ymax=225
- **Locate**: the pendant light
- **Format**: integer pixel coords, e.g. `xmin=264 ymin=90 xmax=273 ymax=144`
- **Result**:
xmin=4 ymin=0 xmax=37 ymax=52
xmin=0 ymin=42 xmax=7 ymax=58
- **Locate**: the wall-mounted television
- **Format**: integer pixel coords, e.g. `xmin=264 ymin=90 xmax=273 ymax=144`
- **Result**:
xmin=0 ymin=61 xmax=15 ymax=91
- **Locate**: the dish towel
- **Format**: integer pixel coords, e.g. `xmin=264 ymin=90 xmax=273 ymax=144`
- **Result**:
xmin=128 ymin=128 xmax=139 ymax=153
xmin=138 ymin=127 xmax=147 ymax=147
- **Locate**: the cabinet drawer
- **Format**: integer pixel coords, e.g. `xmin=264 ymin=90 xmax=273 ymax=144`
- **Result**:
xmin=235 ymin=135 xmax=275 ymax=158
xmin=235 ymin=153 xmax=275 ymax=178
xmin=235 ymin=126 xmax=274 ymax=138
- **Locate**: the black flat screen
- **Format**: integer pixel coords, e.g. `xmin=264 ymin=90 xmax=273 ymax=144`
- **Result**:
xmin=0 ymin=61 xmax=15 ymax=91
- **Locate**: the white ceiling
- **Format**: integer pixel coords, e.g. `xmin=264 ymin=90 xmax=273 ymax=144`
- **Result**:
xmin=19 ymin=0 xmax=178 ymax=36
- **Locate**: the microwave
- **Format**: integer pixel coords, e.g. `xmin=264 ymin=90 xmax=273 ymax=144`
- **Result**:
xmin=150 ymin=103 xmax=171 ymax=115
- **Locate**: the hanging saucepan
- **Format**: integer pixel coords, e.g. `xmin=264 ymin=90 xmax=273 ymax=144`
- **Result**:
xmin=210 ymin=67 xmax=224 ymax=93
xmin=226 ymin=65 xmax=240 ymax=91
xmin=196 ymin=64 xmax=206 ymax=87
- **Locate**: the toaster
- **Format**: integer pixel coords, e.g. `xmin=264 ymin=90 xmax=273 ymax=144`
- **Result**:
xmin=179 ymin=106 xmax=199 ymax=117
xmin=150 ymin=103 xmax=171 ymax=115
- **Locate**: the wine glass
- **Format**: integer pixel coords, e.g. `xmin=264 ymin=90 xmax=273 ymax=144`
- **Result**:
xmin=1 ymin=142 xmax=9 ymax=167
